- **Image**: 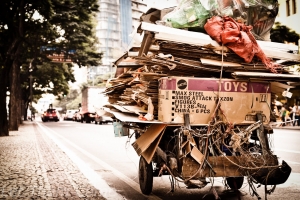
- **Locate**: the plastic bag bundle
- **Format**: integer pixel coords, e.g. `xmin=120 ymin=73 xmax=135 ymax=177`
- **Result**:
xmin=246 ymin=3 xmax=278 ymax=40
xmin=162 ymin=0 xmax=218 ymax=29
xmin=161 ymin=0 xmax=278 ymax=40
xmin=204 ymin=16 xmax=279 ymax=73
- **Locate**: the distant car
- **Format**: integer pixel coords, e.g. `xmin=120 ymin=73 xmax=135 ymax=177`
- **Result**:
xmin=81 ymin=112 xmax=96 ymax=123
xmin=95 ymin=114 xmax=113 ymax=125
xmin=41 ymin=109 xmax=59 ymax=122
xmin=72 ymin=111 xmax=81 ymax=122
xmin=64 ymin=110 xmax=77 ymax=120
xmin=94 ymin=108 xmax=114 ymax=125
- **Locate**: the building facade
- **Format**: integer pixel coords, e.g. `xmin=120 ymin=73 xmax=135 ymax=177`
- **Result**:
xmin=276 ymin=0 xmax=300 ymax=34
xmin=93 ymin=0 xmax=121 ymax=77
xmin=91 ymin=0 xmax=179 ymax=78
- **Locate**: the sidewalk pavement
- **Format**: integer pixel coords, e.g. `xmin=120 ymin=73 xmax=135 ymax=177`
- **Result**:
xmin=0 ymin=121 xmax=105 ymax=200
xmin=271 ymin=123 xmax=300 ymax=130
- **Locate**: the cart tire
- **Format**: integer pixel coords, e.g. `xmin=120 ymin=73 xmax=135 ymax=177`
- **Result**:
xmin=226 ymin=177 xmax=244 ymax=190
xmin=139 ymin=156 xmax=153 ymax=195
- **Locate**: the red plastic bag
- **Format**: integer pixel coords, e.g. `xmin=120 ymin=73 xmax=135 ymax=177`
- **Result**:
xmin=204 ymin=16 xmax=279 ymax=73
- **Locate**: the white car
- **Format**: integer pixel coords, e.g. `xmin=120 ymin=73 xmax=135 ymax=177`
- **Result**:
xmin=64 ymin=110 xmax=78 ymax=120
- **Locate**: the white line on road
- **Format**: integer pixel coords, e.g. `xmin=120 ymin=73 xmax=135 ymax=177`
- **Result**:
xmin=36 ymin=122 xmax=162 ymax=200
xmin=274 ymin=148 xmax=300 ymax=154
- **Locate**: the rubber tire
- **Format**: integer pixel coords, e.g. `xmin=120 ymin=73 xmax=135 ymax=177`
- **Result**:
xmin=138 ymin=156 xmax=153 ymax=195
xmin=226 ymin=177 xmax=244 ymax=190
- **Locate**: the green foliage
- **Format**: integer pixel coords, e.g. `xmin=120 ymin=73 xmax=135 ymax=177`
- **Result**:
xmin=66 ymin=94 xmax=82 ymax=110
xmin=53 ymin=88 xmax=81 ymax=111
xmin=0 ymin=0 xmax=103 ymax=133
xmin=84 ymin=72 xmax=115 ymax=87
xmin=270 ymin=22 xmax=299 ymax=45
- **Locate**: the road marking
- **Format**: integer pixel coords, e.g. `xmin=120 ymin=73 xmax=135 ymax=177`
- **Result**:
xmin=274 ymin=148 xmax=300 ymax=154
xmin=36 ymin=122 xmax=162 ymax=200
xmin=36 ymin=122 xmax=125 ymax=200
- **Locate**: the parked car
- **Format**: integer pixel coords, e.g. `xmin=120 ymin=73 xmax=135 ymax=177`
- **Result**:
xmin=64 ymin=110 xmax=77 ymax=120
xmin=94 ymin=108 xmax=114 ymax=124
xmin=81 ymin=112 xmax=96 ymax=123
xmin=72 ymin=111 xmax=81 ymax=122
xmin=95 ymin=114 xmax=113 ymax=125
xmin=41 ymin=109 xmax=59 ymax=122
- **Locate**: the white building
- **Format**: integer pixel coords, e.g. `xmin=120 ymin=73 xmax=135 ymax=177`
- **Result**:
xmin=276 ymin=0 xmax=300 ymax=34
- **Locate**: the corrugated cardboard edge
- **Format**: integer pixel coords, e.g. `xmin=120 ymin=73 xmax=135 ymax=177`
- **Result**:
xmin=132 ymin=124 xmax=167 ymax=163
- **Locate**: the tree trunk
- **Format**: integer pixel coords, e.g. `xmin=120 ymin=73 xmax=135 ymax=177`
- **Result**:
xmin=9 ymin=0 xmax=25 ymax=130
xmin=23 ymin=101 xmax=29 ymax=121
xmin=18 ymin=81 xmax=23 ymax=125
xmin=0 ymin=68 xmax=9 ymax=136
xmin=9 ymin=57 xmax=21 ymax=130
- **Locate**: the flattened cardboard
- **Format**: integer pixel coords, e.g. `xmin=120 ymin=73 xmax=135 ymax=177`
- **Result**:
xmin=190 ymin=147 xmax=204 ymax=165
xmin=141 ymin=131 xmax=164 ymax=164
xmin=181 ymin=140 xmax=191 ymax=157
xmin=132 ymin=124 xmax=167 ymax=163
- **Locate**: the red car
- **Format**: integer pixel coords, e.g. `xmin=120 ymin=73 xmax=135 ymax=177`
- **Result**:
xmin=41 ymin=109 xmax=59 ymax=122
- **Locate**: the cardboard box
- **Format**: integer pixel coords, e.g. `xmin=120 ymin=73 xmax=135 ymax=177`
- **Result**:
xmin=158 ymin=77 xmax=271 ymax=125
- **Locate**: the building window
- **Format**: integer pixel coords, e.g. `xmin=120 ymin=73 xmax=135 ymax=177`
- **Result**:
xmin=292 ymin=0 xmax=297 ymax=14
xmin=286 ymin=0 xmax=290 ymax=16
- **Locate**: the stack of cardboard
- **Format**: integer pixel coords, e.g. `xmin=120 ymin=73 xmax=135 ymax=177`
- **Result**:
xmin=104 ymin=5 xmax=300 ymax=123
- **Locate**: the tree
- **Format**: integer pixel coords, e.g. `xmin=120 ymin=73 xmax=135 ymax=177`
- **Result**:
xmin=270 ymin=22 xmax=299 ymax=45
xmin=20 ymin=62 xmax=76 ymax=120
xmin=0 ymin=0 xmax=102 ymax=136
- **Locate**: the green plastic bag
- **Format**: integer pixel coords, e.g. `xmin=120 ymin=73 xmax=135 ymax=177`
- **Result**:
xmin=163 ymin=0 xmax=217 ymax=29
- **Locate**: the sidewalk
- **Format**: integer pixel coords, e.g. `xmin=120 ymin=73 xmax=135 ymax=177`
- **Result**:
xmin=0 ymin=121 xmax=105 ymax=200
xmin=271 ymin=123 xmax=300 ymax=130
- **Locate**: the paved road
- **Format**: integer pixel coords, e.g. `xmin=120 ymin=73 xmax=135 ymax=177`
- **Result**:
xmin=273 ymin=128 xmax=300 ymax=173
xmin=39 ymin=120 xmax=300 ymax=200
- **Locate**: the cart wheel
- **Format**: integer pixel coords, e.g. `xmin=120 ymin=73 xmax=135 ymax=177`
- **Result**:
xmin=139 ymin=156 xmax=153 ymax=195
xmin=226 ymin=177 xmax=244 ymax=190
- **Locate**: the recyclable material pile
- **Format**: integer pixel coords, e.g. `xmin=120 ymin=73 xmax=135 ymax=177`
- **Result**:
xmin=104 ymin=0 xmax=300 ymax=121
xmin=103 ymin=1 xmax=298 ymax=198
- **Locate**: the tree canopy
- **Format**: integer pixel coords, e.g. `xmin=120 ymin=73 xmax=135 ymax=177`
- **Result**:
xmin=0 ymin=0 xmax=103 ymax=136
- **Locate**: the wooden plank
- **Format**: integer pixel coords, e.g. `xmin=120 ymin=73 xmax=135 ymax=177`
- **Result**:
xmin=182 ymin=155 xmax=278 ymax=178
xmin=182 ymin=156 xmax=241 ymax=178
xmin=200 ymin=58 xmax=243 ymax=67
xmin=138 ymin=31 xmax=154 ymax=56
xmin=231 ymin=72 xmax=300 ymax=80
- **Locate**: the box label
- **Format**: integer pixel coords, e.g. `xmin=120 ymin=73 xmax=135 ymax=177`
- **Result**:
xmin=158 ymin=77 xmax=270 ymax=124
